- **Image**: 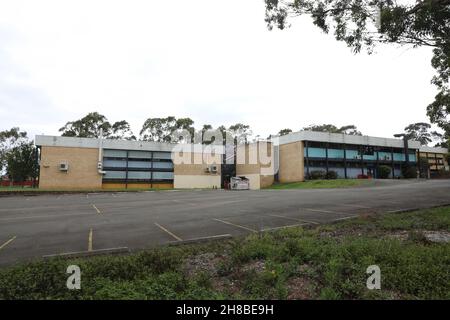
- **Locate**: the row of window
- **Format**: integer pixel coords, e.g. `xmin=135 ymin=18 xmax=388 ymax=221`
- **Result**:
xmin=305 ymin=147 xmax=417 ymax=162
xmin=103 ymin=149 xmax=172 ymax=160
xmin=103 ymin=159 xmax=173 ymax=169
xmin=306 ymin=141 xmax=409 ymax=153
xmin=305 ymin=167 xmax=402 ymax=179
xmin=103 ymin=149 xmax=174 ymax=181
xmin=306 ymin=161 xmax=404 ymax=169
xmin=103 ymin=171 xmax=174 ymax=180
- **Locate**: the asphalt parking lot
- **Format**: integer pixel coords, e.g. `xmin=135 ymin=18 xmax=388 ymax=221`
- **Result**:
xmin=0 ymin=179 xmax=449 ymax=266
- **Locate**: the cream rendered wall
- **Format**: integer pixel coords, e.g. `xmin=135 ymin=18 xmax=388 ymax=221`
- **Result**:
xmin=174 ymin=175 xmax=221 ymax=189
xmin=173 ymin=151 xmax=222 ymax=189
xmin=242 ymin=174 xmax=261 ymax=190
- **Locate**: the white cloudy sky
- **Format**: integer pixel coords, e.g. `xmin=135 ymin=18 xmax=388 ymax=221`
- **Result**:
xmin=0 ymin=0 xmax=439 ymax=140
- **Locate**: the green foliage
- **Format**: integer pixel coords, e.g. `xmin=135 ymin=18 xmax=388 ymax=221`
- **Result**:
xmin=1 ymin=207 xmax=449 ymax=300
xmin=5 ymin=141 xmax=38 ymax=182
xmin=278 ymin=128 xmax=293 ymax=136
xmin=59 ymin=112 xmax=136 ymax=140
xmin=140 ymin=116 xmax=197 ymax=143
xmin=325 ymin=170 xmax=338 ymax=179
xmin=303 ymin=124 xmax=362 ymax=135
xmin=265 ymin=0 xmax=450 ymax=141
xmin=399 ymin=122 xmax=442 ymax=146
xmin=377 ymin=165 xmax=391 ymax=179
xmin=228 ymin=123 xmax=252 ymax=144
xmin=0 ymin=127 xmax=28 ymax=173
xmin=401 ymin=163 xmax=417 ymax=179
xmin=309 ymin=170 xmax=326 ymax=180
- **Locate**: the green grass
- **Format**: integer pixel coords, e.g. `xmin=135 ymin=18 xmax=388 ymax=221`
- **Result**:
xmin=268 ymin=179 xmax=374 ymax=189
xmin=0 ymin=206 xmax=449 ymax=300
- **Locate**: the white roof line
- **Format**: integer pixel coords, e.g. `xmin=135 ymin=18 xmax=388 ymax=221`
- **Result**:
xmin=274 ymin=130 xmax=447 ymax=153
xmin=35 ymin=135 xmax=225 ymax=154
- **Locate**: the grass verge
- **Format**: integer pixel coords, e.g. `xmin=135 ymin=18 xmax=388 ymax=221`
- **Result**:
xmin=0 ymin=206 xmax=449 ymax=299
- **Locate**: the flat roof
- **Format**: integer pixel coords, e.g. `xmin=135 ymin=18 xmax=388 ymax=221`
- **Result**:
xmin=35 ymin=135 xmax=225 ymax=154
xmin=275 ymin=130 xmax=448 ymax=154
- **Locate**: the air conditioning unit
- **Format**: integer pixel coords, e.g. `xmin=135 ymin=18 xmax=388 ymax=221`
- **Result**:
xmin=59 ymin=162 xmax=69 ymax=171
xmin=204 ymin=167 xmax=211 ymax=173
xmin=210 ymin=165 xmax=218 ymax=173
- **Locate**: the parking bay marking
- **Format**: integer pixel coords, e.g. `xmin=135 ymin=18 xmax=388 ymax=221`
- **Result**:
xmin=333 ymin=215 xmax=359 ymax=221
xmin=0 ymin=236 xmax=17 ymax=250
xmin=262 ymin=223 xmax=309 ymax=232
xmin=340 ymin=204 xmax=372 ymax=209
xmin=92 ymin=204 xmax=101 ymax=214
xmin=88 ymin=228 xmax=93 ymax=252
xmin=303 ymin=208 xmax=344 ymax=215
xmin=213 ymin=218 xmax=257 ymax=233
xmin=154 ymin=222 xmax=183 ymax=241
xmin=267 ymin=214 xmax=319 ymax=225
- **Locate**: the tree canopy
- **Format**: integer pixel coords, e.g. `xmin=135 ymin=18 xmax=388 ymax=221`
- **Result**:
xmin=59 ymin=112 xmax=136 ymax=140
xmin=397 ymin=122 xmax=442 ymax=145
xmin=228 ymin=123 xmax=253 ymax=144
xmin=303 ymin=124 xmax=362 ymax=135
xmin=278 ymin=128 xmax=293 ymax=136
xmin=265 ymin=0 xmax=450 ymax=144
xmin=5 ymin=141 xmax=38 ymax=183
xmin=0 ymin=127 xmax=28 ymax=173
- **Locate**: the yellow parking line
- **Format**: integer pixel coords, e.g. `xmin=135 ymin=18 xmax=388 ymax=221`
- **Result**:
xmin=154 ymin=223 xmax=183 ymax=241
xmin=0 ymin=236 xmax=16 ymax=250
xmin=213 ymin=218 xmax=257 ymax=233
xmin=92 ymin=204 xmax=101 ymax=214
xmin=88 ymin=228 xmax=93 ymax=251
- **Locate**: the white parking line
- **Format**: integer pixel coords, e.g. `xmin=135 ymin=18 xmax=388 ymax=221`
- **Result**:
xmin=0 ymin=212 xmax=94 ymax=222
xmin=0 ymin=236 xmax=17 ymax=250
xmin=213 ymin=218 xmax=257 ymax=233
xmin=181 ymin=234 xmax=232 ymax=242
xmin=303 ymin=208 xmax=341 ymax=214
xmin=340 ymin=204 xmax=371 ymax=209
xmin=43 ymin=247 xmax=129 ymax=258
xmin=267 ymin=214 xmax=319 ymax=225
xmin=92 ymin=204 xmax=101 ymax=214
xmin=333 ymin=215 xmax=359 ymax=221
xmin=154 ymin=222 xmax=183 ymax=241
xmin=262 ymin=223 xmax=308 ymax=232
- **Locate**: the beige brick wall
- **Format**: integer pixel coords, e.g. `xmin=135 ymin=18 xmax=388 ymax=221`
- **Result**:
xmin=260 ymin=174 xmax=275 ymax=188
xmin=173 ymin=152 xmax=222 ymax=176
xmin=236 ymin=142 xmax=275 ymax=189
xmin=39 ymin=146 xmax=102 ymax=189
xmin=279 ymin=141 xmax=304 ymax=183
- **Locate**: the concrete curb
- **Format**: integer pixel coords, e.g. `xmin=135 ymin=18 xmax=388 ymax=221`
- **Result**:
xmin=167 ymin=234 xmax=233 ymax=246
xmin=42 ymin=247 xmax=130 ymax=259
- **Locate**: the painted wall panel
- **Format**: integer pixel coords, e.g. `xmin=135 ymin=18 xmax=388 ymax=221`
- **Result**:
xmin=174 ymin=175 xmax=221 ymax=188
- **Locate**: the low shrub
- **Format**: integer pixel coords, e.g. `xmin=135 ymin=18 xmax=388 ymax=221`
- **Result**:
xmin=377 ymin=165 xmax=391 ymax=179
xmin=309 ymin=170 xmax=326 ymax=180
xmin=401 ymin=164 xmax=417 ymax=179
xmin=325 ymin=170 xmax=338 ymax=180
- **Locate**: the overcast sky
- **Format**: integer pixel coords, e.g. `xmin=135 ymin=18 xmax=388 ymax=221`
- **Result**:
xmin=0 ymin=0 xmax=439 ymax=141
